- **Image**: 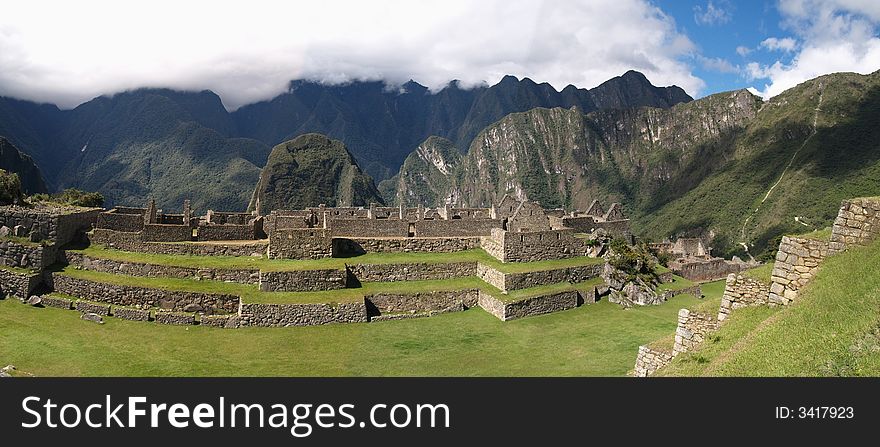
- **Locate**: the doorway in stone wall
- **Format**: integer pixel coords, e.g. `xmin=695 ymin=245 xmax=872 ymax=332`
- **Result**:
xmin=408 ymin=223 xmax=416 ymax=237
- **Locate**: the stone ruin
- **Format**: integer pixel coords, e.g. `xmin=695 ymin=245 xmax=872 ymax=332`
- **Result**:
xmin=90 ymin=195 xmax=630 ymax=264
xmin=652 ymin=237 xmax=750 ymax=282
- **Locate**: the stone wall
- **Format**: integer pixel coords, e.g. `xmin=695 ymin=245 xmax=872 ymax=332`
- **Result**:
xmin=0 ymin=267 xmax=41 ymax=298
xmin=64 ymin=251 xmax=259 ymax=284
xmin=90 ymin=229 xmax=268 ymax=257
xmin=560 ymin=216 xmax=631 ymax=237
xmin=476 ymin=262 xmax=604 ymax=292
xmin=198 ymin=224 xmax=257 ymax=241
xmin=346 ymin=262 xmax=477 ymax=283
xmin=330 ymin=219 xmax=409 ymax=238
xmin=55 ymin=209 xmax=102 ymax=246
xmin=718 ymin=274 xmax=770 ymax=321
xmin=142 ymin=224 xmax=193 ymax=242
xmin=0 ymin=206 xmax=99 ymax=246
xmin=829 ymin=197 xmax=880 ymax=253
xmin=259 ymin=269 xmax=348 ymax=292
xmin=238 ymin=301 xmax=368 ymax=327
xmin=768 ymin=236 xmax=829 ymax=306
xmin=413 ymin=219 xmax=503 ymax=237
xmin=49 ymin=273 xmax=240 ymax=314
xmin=41 ymin=295 xmax=73 ymax=309
xmin=336 ymin=237 xmax=479 ymax=255
xmin=480 ymin=228 xmax=589 ymax=263
xmin=97 ymin=212 xmax=144 ymax=232
xmin=672 ymin=309 xmax=718 ymax=356
xmin=113 ymin=307 xmax=151 ymax=321
xmin=671 ymin=258 xmax=744 ymax=282
xmin=76 ymin=300 xmax=111 ymax=315
xmin=0 ymin=239 xmax=57 ymax=269
xmin=633 ymin=346 xmax=673 ymax=377
xmin=478 ymin=290 xmax=580 ymax=321
xmin=366 ymin=290 xmax=478 ymax=317
xmin=268 ymin=228 xmax=333 ymax=259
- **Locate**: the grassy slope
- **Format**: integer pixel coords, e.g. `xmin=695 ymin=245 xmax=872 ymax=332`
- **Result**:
xmin=658 ymin=238 xmax=880 ymax=376
xmin=0 ymin=286 xmax=722 ymax=376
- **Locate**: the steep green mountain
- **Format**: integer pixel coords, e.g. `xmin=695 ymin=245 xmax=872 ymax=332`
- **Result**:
xmin=0 ymin=137 xmax=48 ymax=194
xmin=0 ymin=89 xmax=270 ymax=211
xmin=248 ymin=133 xmax=384 ymax=213
xmin=387 ymin=70 xmax=880 ymax=258
xmin=231 ymin=72 xmax=691 ymax=180
xmin=639 ymin=71 xmax=880 ymax=259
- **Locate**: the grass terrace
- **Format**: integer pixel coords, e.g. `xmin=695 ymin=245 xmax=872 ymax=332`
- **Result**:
xmin=71 ymin=245 xmax=604 ymax=273
xmin=0 ymin=279 xmax=724 ymax=376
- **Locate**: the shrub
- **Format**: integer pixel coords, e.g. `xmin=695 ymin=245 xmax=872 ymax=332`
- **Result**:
xmin=607 ymin=238 xmax=658 ymax=283
xmin=0 ymin=170 xmax=25 ymax=205
xmin=28 ymin=188 xmax=105 ymax=208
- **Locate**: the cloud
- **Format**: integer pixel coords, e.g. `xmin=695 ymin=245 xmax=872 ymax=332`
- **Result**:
xmin=0 ymin=0 xmax=704 ymax=110
xmin=749 ymin=0 xmax=880 ymax=98
xmin=760 ymin=37 xmax=798 ymax=52
xmin=694 ymin=1 xmax=733 ymax=26
xmin=698 ymin=56 xmax=740 ymax=73
xmin=736 ymin=46 xmax=754 ymax=56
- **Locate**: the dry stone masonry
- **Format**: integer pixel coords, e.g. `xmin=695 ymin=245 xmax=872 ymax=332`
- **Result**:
xmin=719 ymin=274 xmax=770 ymax=321
xmin=768 ymin=236 xmax=830 ymax=306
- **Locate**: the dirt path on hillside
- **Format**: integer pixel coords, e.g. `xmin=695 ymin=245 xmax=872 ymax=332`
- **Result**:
xmin=740 ymin=84 xmax=825 ymax=245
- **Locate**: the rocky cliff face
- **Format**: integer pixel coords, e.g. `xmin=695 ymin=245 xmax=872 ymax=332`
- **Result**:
xmin=248 ymin=133 xmax=384 ymax=214
xmin=386 ymin=89 xmax=761 ymax=212
xmin=0 ymin=137 xmax=48 ymax=194
xmin=378 ymin=136 xmax=463 ymax=207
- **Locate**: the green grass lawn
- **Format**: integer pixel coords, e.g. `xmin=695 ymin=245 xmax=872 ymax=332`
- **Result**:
xmin=73 ymin=245 xmax=603 ymax=273
xmin=0 ymin=286 xmax=720 ymax=376
xmin=658 ymin=238 xmax=880 ymax=376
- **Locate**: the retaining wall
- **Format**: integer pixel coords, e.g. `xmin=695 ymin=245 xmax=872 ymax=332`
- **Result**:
xmin=719 ymin=274 xmax=770 ymax=321
xmin=49 ymin=274 xmax=240 ymax=314
xmin=768 ymin=236 xmax=829 ymax=306
xmin=64 ymin=252 xmax=259 ymax=284
xmin=346 ymin=262 xmax=477 ymax=283
xmin=475 ymin=262 xmax=604 ymax=292
xmin=366 ymin=290 xmax=478 ymax=317
xmin=633 ymin=346 xmax=674 ymax=377
xmin=259 ymin=269 xmax=348 ymax=292
xmin=0 ymin=239 xmax=57 ymax=269
xmin=90 ymin=229 xmax=268 ymax=257
xmin=478 ymin=290 xmax=580 ymax=321
xmin=237 ymin=301 xmax=368 ymax=327
xmin=0 ymin=267 xmax=41 ymax=298
xmin=672 ymin=309 xmax=718 ymax=356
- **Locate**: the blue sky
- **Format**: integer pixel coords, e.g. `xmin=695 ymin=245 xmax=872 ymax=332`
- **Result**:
xmin=656 ymin=0 xmax=880 ymax=98
xmin=658 ymin=1 xmax=786 ymax=96
xmin=2 ymin=1 xmax=880 ymax=109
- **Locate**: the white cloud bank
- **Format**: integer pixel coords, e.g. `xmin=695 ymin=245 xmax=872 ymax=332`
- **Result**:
xmin=748 ymin=0 xmax=880 ymax=98
xmin=0 ymin=0 xmax=704 ymax=110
